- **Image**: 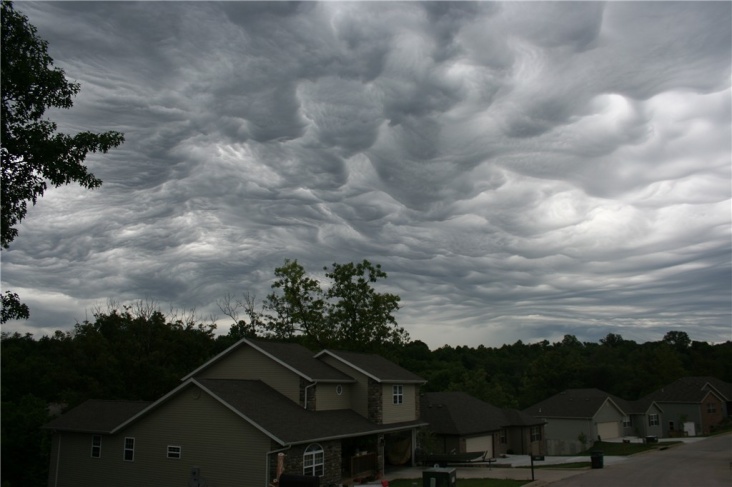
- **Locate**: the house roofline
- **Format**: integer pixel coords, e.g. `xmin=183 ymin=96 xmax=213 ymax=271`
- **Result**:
xmin=110 ymin=378 xmax=287 ymax=445
xmin=314 ymin=350 xmax=426 ymax=384
xmin=181 ymin=339 xmax=357 ymax=384
xmin=286 ymin=422 xmax=429 ymax=446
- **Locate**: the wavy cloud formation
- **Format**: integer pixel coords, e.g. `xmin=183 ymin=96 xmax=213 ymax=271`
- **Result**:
xmin=3 ymin=2 xmax=730 ymax=348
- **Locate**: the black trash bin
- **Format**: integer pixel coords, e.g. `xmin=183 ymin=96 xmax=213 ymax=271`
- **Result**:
xmin=590 ymin=451 xmax=604 ymax=469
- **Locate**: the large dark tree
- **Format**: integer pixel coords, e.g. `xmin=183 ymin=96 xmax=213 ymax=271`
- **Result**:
xmin=1 ymin=1 xmax=124 ymax=321
xmin=260 ymin=259 xmax=408 ymax=351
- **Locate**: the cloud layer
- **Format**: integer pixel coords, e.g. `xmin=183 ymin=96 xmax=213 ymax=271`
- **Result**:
xmin=3 ymin=1 xmax=730 ymax=348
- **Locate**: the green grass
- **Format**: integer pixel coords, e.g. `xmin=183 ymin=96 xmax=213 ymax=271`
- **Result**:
xmin=519 ymin=461 xmax=591 ymax=469
xmin=578 ymin=441 xmax=681 ymax=456
xmin=387 ymin=480 xmax=529 ymax=487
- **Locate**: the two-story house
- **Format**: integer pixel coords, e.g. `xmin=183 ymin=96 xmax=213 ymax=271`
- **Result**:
xmin=44 ymin=338 xmax=427 ymax=487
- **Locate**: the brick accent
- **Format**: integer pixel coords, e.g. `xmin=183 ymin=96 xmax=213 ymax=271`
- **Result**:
xmin=279 ymin=440 xmax=342 ymax=486
xmin=368 ymin=378 xmax=383 ymax=424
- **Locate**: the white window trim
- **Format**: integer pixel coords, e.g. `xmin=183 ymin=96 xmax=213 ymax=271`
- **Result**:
xmin=123 ymin=437 xmax=135 ymax=462
xmin=392 ymin=384 xmax=404 ymax=405
xmin=91 ymin=435 xmax=102 ymax=458
xmin=303 ymin=443 xmax=324 ymax=477
xmin=167 ymin=445 xmax=181 ymax=459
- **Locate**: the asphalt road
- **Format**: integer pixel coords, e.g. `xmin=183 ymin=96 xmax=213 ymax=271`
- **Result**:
xmin=548 ymin=433 xmax=732 ymax=487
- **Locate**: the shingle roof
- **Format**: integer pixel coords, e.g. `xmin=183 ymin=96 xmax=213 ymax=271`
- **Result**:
xmin=247 ymin=339 xmax=354 ymax=382
xmin=196 ymin=379 xmax=425 ymax=444
xmin=523 ymin=389 xmax=623 ymax=419
xmin=315 ymin=349 xmax=426 ymax=383
xmin=182 ymin=338 xmax=354 ymax=382
xmin=43 ymin=400 xmax=152 ymax=433
xmin=644 ymin=376 xmax=732 ymax=404
xmin=420 ymin=392 xmax=542 ymax=435
xmin=502 ymin=408 xmax=545 ymax=427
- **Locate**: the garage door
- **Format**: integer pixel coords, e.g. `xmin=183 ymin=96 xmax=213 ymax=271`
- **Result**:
xmin=465 ymin=435 xmax=493 ymax=457
xmin=597 ymin=421 xmax=620 ymax=440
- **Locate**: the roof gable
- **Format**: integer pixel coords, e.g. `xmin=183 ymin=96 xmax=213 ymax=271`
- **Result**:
xmin=523 ymin=389 xmax=626 ymax=419
xmin=646 ymin=377 xmax=732 ymax=404
xmin=43 ymin=400 xmax=152 ymax=433
xmin=420 ymin=392 xmax=542 ymax=435
xmin=181 ymin=338 xmax=353 ymax=383
xmin=315 ymin=349 xmax=425 ymax=384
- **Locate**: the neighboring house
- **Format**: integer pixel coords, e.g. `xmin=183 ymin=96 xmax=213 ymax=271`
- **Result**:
xmin=610 ymin=396 xmax=664 ymax=440
xmin=44 ymin=338 xmax=427 ymax=487
xmin=643 ymin=376 xmax=732 ymax=437
xmin=523 ymin=389 xmax=627 ymax=455
xmin=419 ymin=392 xmax=546 ymax=459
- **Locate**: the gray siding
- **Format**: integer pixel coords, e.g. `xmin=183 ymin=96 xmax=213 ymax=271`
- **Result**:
xmin=316 ymin=383 xmax=351 ymax=411
xmin=382 ymin=384 xmax=417 ymax=423
xmin=320 ymin=356 xmax=369 ymax=418
xmin=593 ymin=400 xmax=624 ymax=423
xmin=197 ymin=346 xmax=301 ymax=403
xmin=49 ymin=383 xmax=272 ymax=487
xmin=660 ymin=403 xmax=701 ymax=437
xmin=543 ymin=418 xmax=593 ymax=455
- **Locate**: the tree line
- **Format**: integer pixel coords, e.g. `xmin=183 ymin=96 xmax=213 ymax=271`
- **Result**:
xmin=3 ymin=288 xmax=730 ymax=486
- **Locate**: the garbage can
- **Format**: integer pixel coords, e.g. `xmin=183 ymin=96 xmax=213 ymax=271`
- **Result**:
xmin=423 ymin=467 xmax=456 ymax=487
xmin=590 ymin=451 xmax=604 ymax=469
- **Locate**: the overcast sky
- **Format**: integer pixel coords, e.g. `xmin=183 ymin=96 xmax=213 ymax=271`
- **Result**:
xmin=3 ymin=1 xmax=730 ymax=349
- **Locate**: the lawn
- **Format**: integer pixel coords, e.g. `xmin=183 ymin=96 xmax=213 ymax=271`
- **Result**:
xmin=387 ymin=480 xmax=529 ymax=487
xmin=579 ymin=441 xmax=681 ymax=456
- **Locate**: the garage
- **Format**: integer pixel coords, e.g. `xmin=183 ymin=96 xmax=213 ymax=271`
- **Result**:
xmin=465 ymin=435 xmax=493 ymax=457
xmin=597 ymin=421 xmax=621 ymax=440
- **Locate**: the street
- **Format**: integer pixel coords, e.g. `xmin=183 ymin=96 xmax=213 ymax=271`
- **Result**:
xmin=548 ymin=433 xmax=732 ymax=487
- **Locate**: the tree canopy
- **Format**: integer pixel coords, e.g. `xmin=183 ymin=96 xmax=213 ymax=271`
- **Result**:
xmin=237 ymin=259 xmax=409 ymax=352
xmin=1 ymin=0 xmax=124 ymax=321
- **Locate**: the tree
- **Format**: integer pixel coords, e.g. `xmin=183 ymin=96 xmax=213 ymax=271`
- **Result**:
xmin=1 ymin=1 xmax=124 ymax=320
xmin=662 ymin=330 xmax=691 ymax=351
xmin=323 ymin=260 xmax=407 ymax=351
xmin=263 ymin=259 xmax=327 ymax=345
xmin=260 ymin=259 xmax=409 ymax=351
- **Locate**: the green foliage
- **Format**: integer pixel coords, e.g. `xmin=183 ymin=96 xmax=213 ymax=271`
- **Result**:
xmin=259 ymin=259 xmax=409 ymax=351
xmin=1 ymin=0 xmax=124 ymax=321
xmin=0 ymin=290 xmax=29 ymax=324
xmin=1 ymin=394 xmax=52 ymax=487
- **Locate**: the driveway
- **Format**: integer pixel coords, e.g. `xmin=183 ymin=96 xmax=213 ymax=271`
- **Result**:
xmin=545 ymin=433 xmax=732 ymax=487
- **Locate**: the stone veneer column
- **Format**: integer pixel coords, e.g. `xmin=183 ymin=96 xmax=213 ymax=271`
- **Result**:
xmin=367 ymin=378 xmax=383 ymax=424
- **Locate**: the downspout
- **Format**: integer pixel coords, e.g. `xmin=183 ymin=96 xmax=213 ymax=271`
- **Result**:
xmin=54 ymin=434 xmax=61 ymax=487
xmin=304 ymin=381 xmax=317 ymax=409
xmin=265 ymin=445 xmax=291 ymax=487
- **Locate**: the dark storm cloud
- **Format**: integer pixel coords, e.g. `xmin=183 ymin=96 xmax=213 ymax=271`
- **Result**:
xmin=2 ymin=1 xmax=730 ymax=348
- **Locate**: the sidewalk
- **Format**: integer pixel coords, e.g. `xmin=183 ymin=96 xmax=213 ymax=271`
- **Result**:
xmin=382 ymin=464 xmax=588 ymax=484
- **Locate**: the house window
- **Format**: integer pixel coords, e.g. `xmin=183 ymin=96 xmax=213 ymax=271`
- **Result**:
xmin=648 ymin=414 xmax=659 ymax=426
xmin=622 ymin=417 xmax=631 ymax=428
xmin=336 ymin=384 xmax=343 ymax=396
xmin=123 ymin=437 xmax=135 ymax=462
xmin=500 ymin=429 xmax=507 ymax=444
xmin=707 ymin=403 xmax=716 ymax=413
xmin=167 ymin=445 xmax=181 ymax=459
xmin=303 ymin=443 xmax=324 ymax=477
xmin=669 ymin=421 xmax=675 ymax=432
xmin=530 ymin=426 xmax=542 ymax=442
xmin=392 ymin=385 xmax=404 ymax=405
xmin=91 ymin=435 xmax=102 ymax=458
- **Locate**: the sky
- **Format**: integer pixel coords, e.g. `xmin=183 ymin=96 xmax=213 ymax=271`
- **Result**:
xmin=2 ymin=1 xmax=731 ymax=349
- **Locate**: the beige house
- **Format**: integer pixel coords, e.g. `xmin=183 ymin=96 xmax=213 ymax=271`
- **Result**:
xmin=44 ymin=339 xmax=426 ymax=487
